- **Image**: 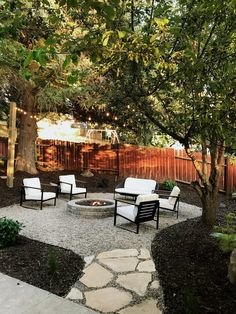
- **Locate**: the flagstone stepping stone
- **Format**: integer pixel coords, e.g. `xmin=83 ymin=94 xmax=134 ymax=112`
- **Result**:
xmin=99 ymin=257 xmax=139 ymax=272
xmin=116 ymin=273 xmax=152 ymax=296
xmin=118 ymin=299 xmax=162 ymax=314
xmin=66 ymin=287 xmax=83 ymax=300
xmin=85 ymin=287 xmax=132 ymax=313
xmin=137 ymin=259 xmax=156 ymax=272
xmin=80 ymin=263 xmax=113 ymax=288
xmin=97 ymin=249 xmax=138 ymax=259
xmin=150 ymin=280 xmax=160 ymax=289
xmin=138 ymin=248 xmax=151 ymax=259
xmin=84 ymin=255 xmax=95 ymax=267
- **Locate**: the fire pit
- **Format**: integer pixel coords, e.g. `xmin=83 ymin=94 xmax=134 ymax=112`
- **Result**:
xmin=67 ymin=198 xmax=115 ymax=218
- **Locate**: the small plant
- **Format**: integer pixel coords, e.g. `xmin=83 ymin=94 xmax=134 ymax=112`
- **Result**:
xmin=0 ymin=217 xmax=23 ymax=248
xmin=211 ymin=213 xmax=236 ymax=253
xmin=47 ymin=250 xmax=59 ymax=274
xmin=162 ymin=180 xmax=176 ymax=191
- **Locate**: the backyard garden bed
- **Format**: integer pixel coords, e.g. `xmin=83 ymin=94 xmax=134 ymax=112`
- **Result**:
xmin=0 ymin=235 xmax=84 ymax=296
xmin=0 ymin=170 xmax=235 ymax=312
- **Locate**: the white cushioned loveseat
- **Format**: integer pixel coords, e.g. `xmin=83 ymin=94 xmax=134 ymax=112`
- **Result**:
xmin=114 ymin=177 xmax=158 ymax=199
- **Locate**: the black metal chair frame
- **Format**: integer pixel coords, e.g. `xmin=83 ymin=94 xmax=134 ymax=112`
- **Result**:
xmin=20 ymin=184 xmax=57 ymax=210
xmin=57 ymin=179 xmax=87 ymax=200
xmin=114 ymin=198 xmax=160 ymax=234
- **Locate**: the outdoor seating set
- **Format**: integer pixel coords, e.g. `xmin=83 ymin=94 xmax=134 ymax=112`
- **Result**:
xmin=20 ymin=175 xmax=180 ymax=234
xmin=20 ymin=175 xmax=87 ymax=210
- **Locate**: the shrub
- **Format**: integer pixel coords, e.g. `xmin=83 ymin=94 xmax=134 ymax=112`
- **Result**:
xmin=162 ymin=180 xmax=176 ymax=191
xmin=47 ymin=250 xmax=59 ymax=274
xmin=211 ymin=213 xmax=236 ymax=253
xmin=0 ymin=217 xmax=23 ymax=248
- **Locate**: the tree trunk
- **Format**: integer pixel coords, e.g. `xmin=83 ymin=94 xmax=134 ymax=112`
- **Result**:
xmin=200 ymin=188 xmax=219 ymax=225
xmin=187 ymin=141 xmax=225 ymax=226
xmin=15 ymin=84 xmax=38 ymax=174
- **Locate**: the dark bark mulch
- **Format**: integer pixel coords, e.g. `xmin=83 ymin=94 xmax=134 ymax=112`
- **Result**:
xmin=152 ymin=204 xmax=236 ymax=313
xmin=1 ymin=170 xmax=236 ymax=311
xmin=0 ymin=235 xmax=84 ymax=296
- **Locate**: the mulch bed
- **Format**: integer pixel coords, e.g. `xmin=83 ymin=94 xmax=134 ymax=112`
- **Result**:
xmin=0 ymin=170 xmax=236 ymax=311
xmin=0 ymin=236 xmax=84 ymax=296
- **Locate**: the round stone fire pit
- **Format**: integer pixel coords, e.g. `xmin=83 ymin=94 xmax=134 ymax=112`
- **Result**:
xmin=67 ymin=198 xmax=115 ymax=218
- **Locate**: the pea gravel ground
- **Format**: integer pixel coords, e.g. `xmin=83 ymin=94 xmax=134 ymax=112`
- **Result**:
xmin=0 ymin=193 xmax=202 ymax=257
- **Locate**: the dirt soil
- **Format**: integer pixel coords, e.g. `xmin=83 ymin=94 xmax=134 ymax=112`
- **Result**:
xmin=0 ymin=170 xmax=236 ymax=311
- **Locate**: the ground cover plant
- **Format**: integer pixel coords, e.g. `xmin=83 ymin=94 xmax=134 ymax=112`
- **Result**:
xmin=0 ymin=170 xmax=236 ymax=312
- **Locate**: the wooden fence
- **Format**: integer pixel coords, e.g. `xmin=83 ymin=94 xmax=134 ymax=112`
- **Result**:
xmin=0 ymin=137 xmax=236 ymax=194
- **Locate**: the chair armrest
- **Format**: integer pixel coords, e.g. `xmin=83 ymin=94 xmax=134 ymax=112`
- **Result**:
xmin=59 ymin=181 xmax=73 ymax=186
xmin=75 ymin=179 xmax=87 ymax=187
xmin=114 ymin=198 xmax=135 ymax=205
xmin=22 ymin=185 xmax=43 ymax=191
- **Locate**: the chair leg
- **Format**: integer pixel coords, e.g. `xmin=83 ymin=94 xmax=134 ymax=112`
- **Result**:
xmin=54 ymin=197 xmax=56 ymax=206
xmin=156 ymin=209 xmax=160 ymax=229
xmin=20 ymin=190 xmax=23 ymax=207
xmin=136 ymin=223 xmax=139 ymax=234
xmin=114 ymin=214 xmax=117 ymax=226
xmin=40 ymin=201 xmax=43 ymax=210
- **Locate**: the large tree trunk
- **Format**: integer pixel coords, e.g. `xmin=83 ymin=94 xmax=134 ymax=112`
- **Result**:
xmin=15 ymin=84 xmax=38 ymax=174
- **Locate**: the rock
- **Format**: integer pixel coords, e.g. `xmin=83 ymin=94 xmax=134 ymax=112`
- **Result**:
xmin=219 ymin=203 xmax=226 ymax=208
xmin=80 ymin=169 xmax=94 ymax=177
xmin=232 ymin=193 xmax=236 ymax=199
xmin=228 ymin=249 xmax=236 ymax=285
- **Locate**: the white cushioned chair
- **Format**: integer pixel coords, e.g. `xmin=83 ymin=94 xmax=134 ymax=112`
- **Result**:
xmin=114 ymin=177 xmax=159 ymax=200
xmin=57 ymin=175 xmax=87 ymax=200
xmin=20 ymin=178 xmax=57 ymax=210
xmin=158 ymin=186 xmax=180 ymax=218
xmin=114 ymin=194 xmax=160 ymax=234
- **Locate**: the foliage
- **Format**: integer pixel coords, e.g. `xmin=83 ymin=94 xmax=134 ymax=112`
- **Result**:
xmin=162 ymin=180 xmax=176 ymax=191
xmin=211 ymin=213 xmax=236 ymax=253
xmin=0 ymin=217 xmax=23 ymax=248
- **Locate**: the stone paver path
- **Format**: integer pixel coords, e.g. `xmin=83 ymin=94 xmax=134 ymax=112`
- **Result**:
xmin=66 ymin=248 xmax=163 ymax=313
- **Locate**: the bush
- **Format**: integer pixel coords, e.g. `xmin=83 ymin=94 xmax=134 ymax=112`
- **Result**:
xmin=162 ymin=180 xmax=176 ymax=191
xmin=211 ymin=213 xmax=236 ymax=253
xmin=0 ymin=217 xmax=23 ymax=248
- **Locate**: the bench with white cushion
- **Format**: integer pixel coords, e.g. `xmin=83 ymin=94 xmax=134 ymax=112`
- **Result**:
xmin=114 ymin=177 xmax=158 ymax=199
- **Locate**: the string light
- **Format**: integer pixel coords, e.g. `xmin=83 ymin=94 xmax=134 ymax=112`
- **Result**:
xmin=16 ymin=107 xmax=37 ymax=119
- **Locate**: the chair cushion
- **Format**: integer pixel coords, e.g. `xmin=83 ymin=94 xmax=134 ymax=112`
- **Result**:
xmin=135 ymin=193 xmax=159 ymax=205
xmin=117 ymin=205 xmax=136 ymax=222
xmin=159 ymin=198 xmax=175 ymax=210
xmin=168 ymin=186 xmax=180 ymax=205
xmin=124 ymin=177 xmax=157 ymax=194
xmin=25 ymin=192 xmax=56 ymax=201
xmin=23 ymin=178 xmax=41 ymax=198
xmin=71 ymin=187 xmax=86 ymax=195
xmin=59 ymin=175 xmax=76 ymax=193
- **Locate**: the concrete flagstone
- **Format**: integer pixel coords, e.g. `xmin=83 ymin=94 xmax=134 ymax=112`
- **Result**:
xmin=118 ymin=299 xmax=162 ymax=314
xmin=66 ymin=247 xmax=164 ymax=313
xmin=138 ymin=248 xmax=151 ymax=259
xmin=137 ymin=259 xmax=156 ymax=272
xmin=150 ymin=280 xmax=160 ymax=289
xmin=79 ymin=263 xmax=113 ymax=288
xmin=66 ymin=287 xmax=83 ymax=300
xmin=85 ymin=287 xmax=132 ymax=313
xmin=99 ymin=257 xmax=139 ymax=272
xmin=84 ymin=255 xmax=95 ymax=267
xmin=97 ymin=249 xmax=138 ymax=259
xmin=116 ymin=272 xmax=152 ymax=296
